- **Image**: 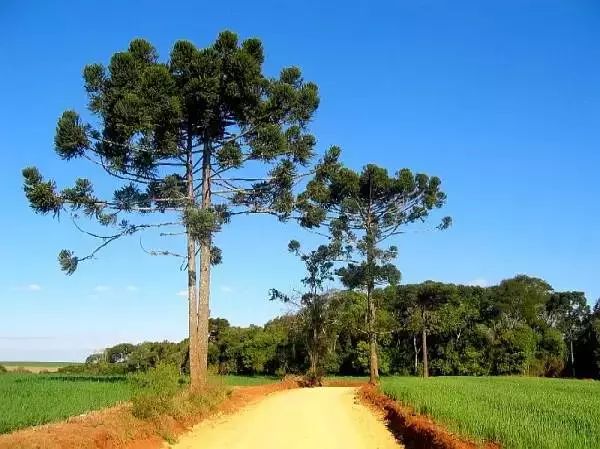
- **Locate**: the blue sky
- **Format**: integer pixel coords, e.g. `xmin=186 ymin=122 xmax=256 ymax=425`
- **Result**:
xmin=1 ymin=0 xmax=599 ymax=361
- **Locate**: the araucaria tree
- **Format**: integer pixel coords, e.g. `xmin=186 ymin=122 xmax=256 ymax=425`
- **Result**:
xmin=398 ymin=282 xmax=459 ymax=377
xmin=298 ymin=161 xmax=450 ymax=383
xmin=22 ymin=32 xmax=319 ymax=389
xmin=269 ymin=240 xmax=345 ymax=385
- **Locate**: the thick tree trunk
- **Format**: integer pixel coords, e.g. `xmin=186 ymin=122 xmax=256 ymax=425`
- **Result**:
xmin=196 ymin=141 xmax=213 ymax=388
xmin=186 ymin=133 xmax=200 ymax=391
xmin=367 ymin=287 xmax=379 ymax=385
xmin=422 ymin=327 xmax=429 ymax=378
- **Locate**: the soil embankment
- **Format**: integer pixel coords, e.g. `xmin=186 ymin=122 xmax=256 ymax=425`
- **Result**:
xmin=359 ymin=385 xmax=500 ymax=449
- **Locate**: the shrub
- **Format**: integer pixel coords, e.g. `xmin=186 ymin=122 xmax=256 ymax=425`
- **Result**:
xmin=129 ymin=363 xmax=183 ymax=419
xmin=0 ymin=365 xmax=7 ymax=373
xmin=59 ymin=362 xmax=128 ymax=376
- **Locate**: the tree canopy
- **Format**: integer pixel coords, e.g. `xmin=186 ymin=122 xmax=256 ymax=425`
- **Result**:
xmin=23 ymin=31 xmax=322 ymax=389
xmin=296 ymin=162 xmax=451 ymax=383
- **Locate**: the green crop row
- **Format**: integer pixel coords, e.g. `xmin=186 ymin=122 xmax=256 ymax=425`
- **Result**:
xmin=0 ymin=372 xmax=277 ymax=434
xmin=381 ymin=376 xmax=600 ymax=449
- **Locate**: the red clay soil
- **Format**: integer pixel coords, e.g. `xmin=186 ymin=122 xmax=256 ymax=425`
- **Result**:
xmin=359 ymin=385 xmax=500 ymax=449
xmin=0 ymin=379 xmax=299 ymax=449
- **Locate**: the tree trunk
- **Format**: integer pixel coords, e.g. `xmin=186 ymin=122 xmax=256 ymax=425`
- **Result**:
xmin=422 ymin=327 xmax=429 ymax=378
xmin=186 ymin=132 xmax=200 ymax=391
xmin=312 ymin=327 xmax=318 ymax=373
xmin=570 ymin=338 xmax=575 ymax=377
xmin=364 ymin=179 xmax=379 ymax=385
xmin=196 ymin=141 xmax=213 ymax=388
xmin=187 ymin=234 xmax=200 ymax=389
xmin=367 ymin=287 xmax=379 ymax=384
xmin=413 ymin=334 xmax=418 ymax=375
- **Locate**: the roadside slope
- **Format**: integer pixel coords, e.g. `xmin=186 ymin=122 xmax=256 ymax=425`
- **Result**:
xmin=169 ymin=387 xmax=402 ymax=449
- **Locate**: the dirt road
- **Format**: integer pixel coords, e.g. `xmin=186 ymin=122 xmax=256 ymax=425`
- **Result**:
xmin=168 ymin=387 xmax=402 ymax=449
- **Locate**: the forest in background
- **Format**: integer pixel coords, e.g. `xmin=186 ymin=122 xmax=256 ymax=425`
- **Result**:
xmin=71 ymin=274 xmax=600 ymax=379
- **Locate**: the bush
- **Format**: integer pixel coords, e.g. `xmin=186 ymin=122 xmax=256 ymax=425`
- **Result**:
xmin=0 ymin=365 xmax=7 ymax=373
xmin=59 ymin=362 xmax=128 ymax=376
xmin=129 ymin=363 xmax=183 ymax=419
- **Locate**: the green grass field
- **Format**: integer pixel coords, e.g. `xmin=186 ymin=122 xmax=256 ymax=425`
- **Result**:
xmin=0 ymin=373 xmax=278 ymax=434
xmin=381 ymin=376 xmax=600 ymax=449
xmin=0 ymin=373 xmax=131 ymax=434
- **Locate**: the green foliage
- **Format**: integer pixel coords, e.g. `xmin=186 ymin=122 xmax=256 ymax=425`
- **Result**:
xmin=54 ymin=111 xmax=89 ymax=159
xmin=297 ymin=160 xmax=450 ymax=382
xmin=69 ymin=340 xmax=189 ymax=376
xmin=353 ymin=341 xmax=391 ymax=374
xmin=74 ymin=276 xmax=596 ymax=381
xmin=22 ymin=167 xmax=62 ymax=216
xmin=382 ymin=376 xmax=600 ymax=449
xmin=0 ymin=374 xmax=131 ymax=434
xmin=23 ymin=30 xmax=320 ymax=282
xmin=270 ymin=239 xmax=351 ymax=384
xmin=129 ymin=363 xmax=183 ymax=419
xmin=0 ymin=365 xmax=6 ymax=374
xmin=493 ymin=275 xmax=552 ymax=326
xmin=183 ymin=206 xmax=229 ymax=243
xmin=24 ymin=31 xmax=325 ymax=389
xmin=573 ymin=299 xmax=600 ymax=378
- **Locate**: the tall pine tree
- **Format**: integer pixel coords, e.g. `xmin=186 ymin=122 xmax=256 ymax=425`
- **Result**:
xmin=298 ymin=160 xmax=450 ymax=383
xmin=22 ymin=32 xmax=319 ymax=389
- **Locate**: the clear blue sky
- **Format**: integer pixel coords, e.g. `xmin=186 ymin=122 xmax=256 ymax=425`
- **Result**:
xmin=1 ymin=0 xmax=599 ymax=361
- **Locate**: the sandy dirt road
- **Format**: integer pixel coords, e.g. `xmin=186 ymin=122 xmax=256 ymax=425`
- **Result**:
xmin=168 ymin=387 xmax=402 ymax=449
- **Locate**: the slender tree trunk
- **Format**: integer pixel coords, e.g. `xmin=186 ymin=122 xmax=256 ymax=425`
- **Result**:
xmin=186 ymin=132 xmax=200 ymax=391
xmin=309 ymin=341 xmax=318 ymax=382
xmin=367 ymin=286 xmax=379 ymax=384
xmin=570 ymin=338 xmax=575 ymax=377
xmin=413 ymin=334 xmax=418 ymax=375
xmin=364 ymin=178 xmax=379 ymax=385
xmin=197 ymin=141 xmax=212 ymax=388
xmin=422 ymin=326 xmax=429 ymax=378
xmin=312 ymin=327 xmax=318 ymax=374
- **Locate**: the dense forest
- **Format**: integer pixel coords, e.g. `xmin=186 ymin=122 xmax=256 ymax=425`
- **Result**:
xmin=75 ymin=274 xmax=600 ymax=379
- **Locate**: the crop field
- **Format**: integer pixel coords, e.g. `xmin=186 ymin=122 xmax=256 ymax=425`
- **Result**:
xmin=0 ymin=373 xmax=131 ymax=434
xmin=0 ymin=361 xmax=76 ymax=373
xmin=381 ymin=376 xmax=600 ymax=449
xmin=0 ymin=373 xmax=281 ymax=434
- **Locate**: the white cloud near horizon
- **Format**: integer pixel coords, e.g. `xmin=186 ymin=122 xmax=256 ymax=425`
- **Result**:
xmin=220 ymin=285 xmax=234 ymax=294
xmin=466 ymin=278 xmax=489 ymax=287
xmin=126 ymin=285 xmax=139 ymax=292
xmin=176 ymin=290 xmax=187 ymax=297
xmin=94 ymin=285 xmax=111 ymax=292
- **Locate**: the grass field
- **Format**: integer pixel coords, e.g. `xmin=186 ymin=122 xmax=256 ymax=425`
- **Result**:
xmin=0 ymin=373 xmax=279 ymax=434
xmin=0 ymin=373 xmax=131 ymax=434
xmin=0 ymin=361 xmax=76 ymax=373
xmin=381 ymin=376 xmax=600 ymax=449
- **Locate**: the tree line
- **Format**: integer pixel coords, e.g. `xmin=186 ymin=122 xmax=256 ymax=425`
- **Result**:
xmin=78 ymin=275 xmax=600 ymax=379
